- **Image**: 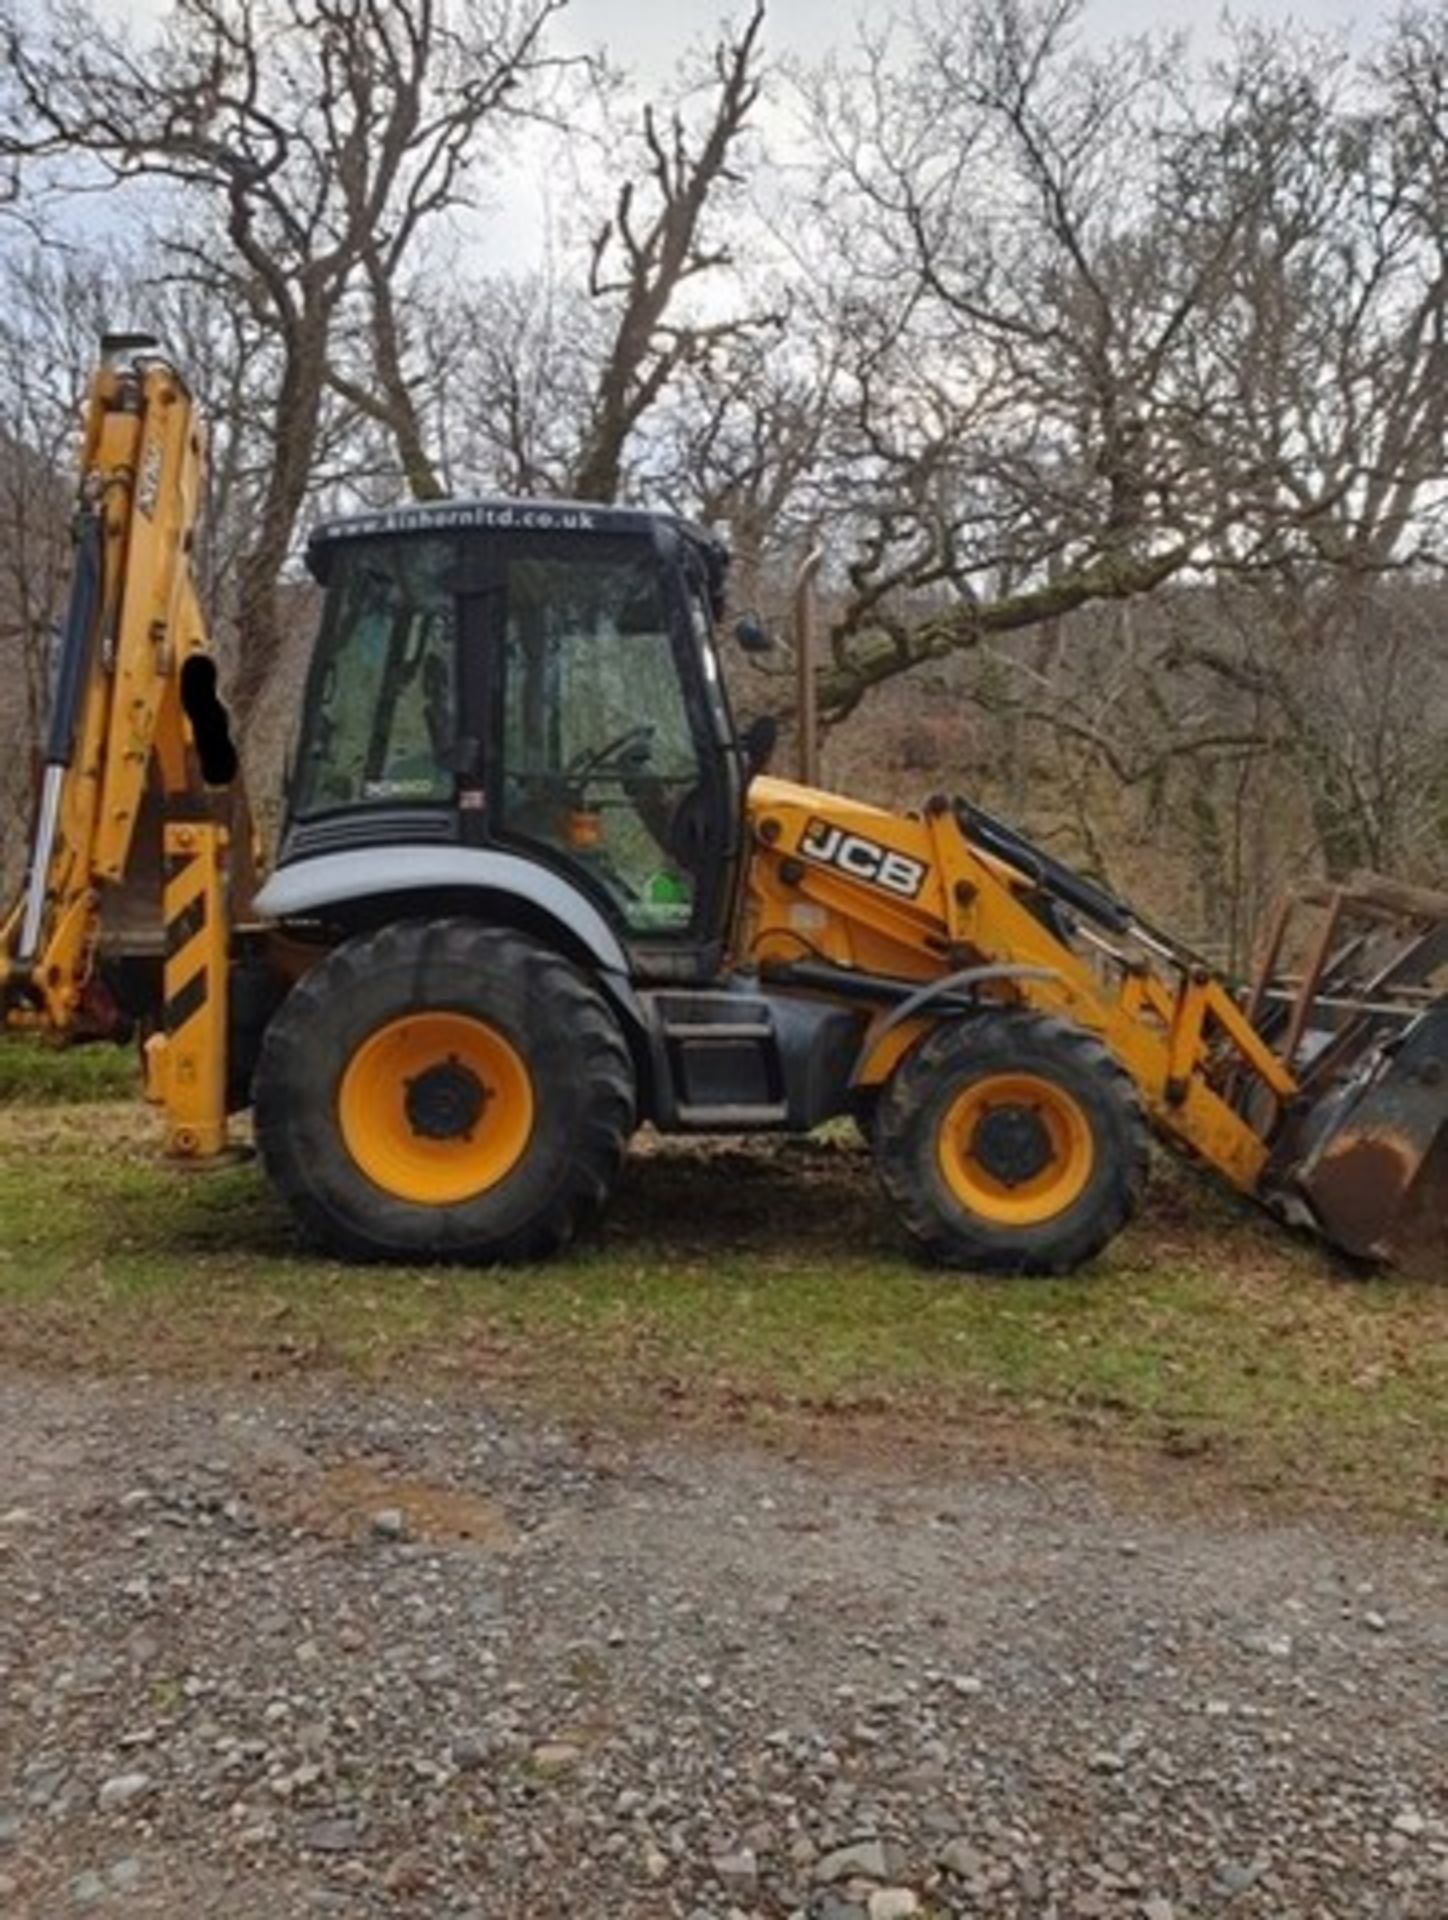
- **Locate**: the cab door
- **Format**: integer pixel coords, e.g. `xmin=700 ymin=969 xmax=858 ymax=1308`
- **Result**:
xmin=491 ymin=531 xmax=737 ymax=968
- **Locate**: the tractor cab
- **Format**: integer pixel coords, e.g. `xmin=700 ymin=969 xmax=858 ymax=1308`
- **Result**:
xmin=278 ymin=499 xmax=746 ymax=973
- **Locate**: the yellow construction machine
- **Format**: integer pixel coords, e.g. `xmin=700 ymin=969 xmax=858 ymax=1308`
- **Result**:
xmin=3 ymin=341 xmax=1445 ymax=1272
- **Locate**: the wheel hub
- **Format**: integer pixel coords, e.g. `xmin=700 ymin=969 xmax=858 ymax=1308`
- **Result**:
xmin=404 ymin=1056 xmax=487 ymax=1141
xmin=970 ymin=1103 xmax=1054 ymax=1187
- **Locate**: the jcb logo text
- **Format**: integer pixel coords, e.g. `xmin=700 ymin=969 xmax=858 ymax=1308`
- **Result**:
xmin=797 ymin=819 xmax=926 ymax=899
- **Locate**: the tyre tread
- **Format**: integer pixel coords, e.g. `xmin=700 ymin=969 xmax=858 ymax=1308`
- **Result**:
xmin=874 ymin=1009 xmax=1148 ymax=1275
xmin=254 ymin=918 xmax=634 ymax=1264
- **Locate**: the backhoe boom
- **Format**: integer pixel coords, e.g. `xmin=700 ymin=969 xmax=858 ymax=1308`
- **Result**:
xmin=1 ymin=338 xmax=238 ymax=1150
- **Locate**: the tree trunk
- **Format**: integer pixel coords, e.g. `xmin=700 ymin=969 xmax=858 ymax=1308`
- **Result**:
xmin=228 ymin=310 xmax=330 ymax=731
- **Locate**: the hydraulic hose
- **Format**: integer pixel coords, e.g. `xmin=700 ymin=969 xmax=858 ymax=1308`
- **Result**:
xmin=15 ymin=506 xmax=104 ymax=963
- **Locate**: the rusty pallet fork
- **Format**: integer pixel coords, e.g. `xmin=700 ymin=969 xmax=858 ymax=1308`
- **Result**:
xmin=1242 ymin=877 xmax=1448 ymax=1264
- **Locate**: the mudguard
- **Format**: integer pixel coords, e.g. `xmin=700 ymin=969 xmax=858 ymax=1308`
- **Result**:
xmin=252 ymin=846 xmax=631 ymax=976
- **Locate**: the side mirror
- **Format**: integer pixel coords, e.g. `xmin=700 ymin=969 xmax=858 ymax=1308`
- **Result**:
xmin=741 ymin=714 xmax=778 ymax=776
xmin=733 ymin=612 xmax=774 ymax=656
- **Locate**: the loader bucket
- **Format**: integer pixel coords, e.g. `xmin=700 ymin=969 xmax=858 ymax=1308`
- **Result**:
xmin=1289 ymin=1003 xmax=1448 ymax=1268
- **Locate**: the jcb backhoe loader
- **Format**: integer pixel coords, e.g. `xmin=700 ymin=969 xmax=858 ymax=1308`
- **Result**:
xmin=3 ymin=341 xmax=1445 ymax=1272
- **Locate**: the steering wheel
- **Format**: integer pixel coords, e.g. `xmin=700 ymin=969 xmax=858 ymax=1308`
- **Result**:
xmin=567 ymin=723 xmax=656 ymax=784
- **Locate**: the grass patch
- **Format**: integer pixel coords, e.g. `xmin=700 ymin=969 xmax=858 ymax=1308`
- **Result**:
xmin=0 ymin=1100 xmax=1444 ymax=1525
xmin=0 ymin=1036 xmax=140 ymax=1104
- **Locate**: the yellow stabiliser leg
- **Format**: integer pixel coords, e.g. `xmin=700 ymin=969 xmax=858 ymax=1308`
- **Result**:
xmin=145 ymin=820 xmax=229 ymax=1158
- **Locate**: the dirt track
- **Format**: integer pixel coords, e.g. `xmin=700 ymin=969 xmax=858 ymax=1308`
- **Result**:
xmin=0 ymin=1369 xmax=1445 ymax=1918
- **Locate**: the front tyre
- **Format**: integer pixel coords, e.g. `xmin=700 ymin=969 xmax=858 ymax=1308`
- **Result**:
xmin=253 ymin=920 xmax=634 ymax=1263
xmin=874 ymin=1011 xmax=1148 ymax=1274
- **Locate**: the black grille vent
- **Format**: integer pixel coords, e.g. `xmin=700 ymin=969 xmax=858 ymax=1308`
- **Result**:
xmin=280 ymin=809 xmax=459 ymax=861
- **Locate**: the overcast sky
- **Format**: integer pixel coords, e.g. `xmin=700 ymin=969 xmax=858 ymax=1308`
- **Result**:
xmin=552 ymin=0 xmax=1370 ymax=77
xmin=112 ymin=0 xmax=1377 ymax=74
xmin=90 ymin=0 xmax=1380 ymax=273
xmin=474 ymin=0 xmax=1377 ymax=269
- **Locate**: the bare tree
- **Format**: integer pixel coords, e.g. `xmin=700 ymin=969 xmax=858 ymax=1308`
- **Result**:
xmin=2 ymin=0 xmax=570 ymax=723
xmin=361 ymin=0 xmax=778 ymax=526
xmin=1158 ymin=8 xmax=1448 ymax=876
xmin=3 ymin=0 xmax=1444 ymax=927
xmin=413 ymin=2 xmax=773 ymax=511
xmin=792 ymin=0 xmax=1448 ymax=743
xmin=0 ymin=249 xmax=105 ymax=886
xmin=442 ymin=271 xmax=604 ymax=495
xmin=569 ymin=0 xmax=769 ymax=503
xmin=641 ymin=311 xmax=837 ymax=603
xmin=799 ymin=0 xmax=1235 ymax=716
xmin=979 ymin=7 xmax=1448 ymax=890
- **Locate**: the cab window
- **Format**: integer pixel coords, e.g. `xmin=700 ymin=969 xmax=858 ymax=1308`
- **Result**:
xmin=293 ymin=538 xmax=457 ymax=816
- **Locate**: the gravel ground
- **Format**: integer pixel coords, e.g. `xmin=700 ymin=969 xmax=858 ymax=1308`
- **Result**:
xmin=0 ymin=1371 xmax=1444 ymax=1920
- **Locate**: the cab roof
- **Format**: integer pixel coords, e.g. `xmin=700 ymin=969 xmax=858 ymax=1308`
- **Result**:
xmin=306 ymin=496 xmax=728 ymax=578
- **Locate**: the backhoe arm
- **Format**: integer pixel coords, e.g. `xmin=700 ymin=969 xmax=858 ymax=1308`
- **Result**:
xmin=1 ymin=337 xmax=238 ymax=1071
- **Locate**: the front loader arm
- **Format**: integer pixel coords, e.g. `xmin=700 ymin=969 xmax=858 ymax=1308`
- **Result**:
xmin=738 ymin=777 xmax=1446 ymax=1264
xmin=738 ymin=777 xmax=1297 ymax=1193
xmin=1 ymin=337 xmax=238 ymax=1057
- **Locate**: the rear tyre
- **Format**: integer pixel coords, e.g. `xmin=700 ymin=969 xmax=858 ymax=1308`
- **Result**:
xmin=253 ymin=919 xmax=635 ymax=1263
xmin=874 ymin=1010 xmax=1148 ymax=1274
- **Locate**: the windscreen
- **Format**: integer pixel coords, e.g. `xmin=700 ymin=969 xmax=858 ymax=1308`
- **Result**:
xmin=292 ymin=537 xmax=457 ymax=816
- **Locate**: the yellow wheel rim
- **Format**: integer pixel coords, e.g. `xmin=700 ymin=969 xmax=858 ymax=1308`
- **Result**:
xmin=937 ymin=1071 xmax=1094 ymax=1226
xmin=337 ymin=1011 xmax=534 ymax=1205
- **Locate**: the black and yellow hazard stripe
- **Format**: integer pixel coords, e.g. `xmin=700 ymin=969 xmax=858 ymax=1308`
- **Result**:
xmin=163 ymin=847 xmax=210 ymax=1031
xmin=157 ymin=821 xmax=229 ymax=1155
